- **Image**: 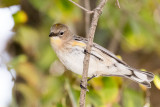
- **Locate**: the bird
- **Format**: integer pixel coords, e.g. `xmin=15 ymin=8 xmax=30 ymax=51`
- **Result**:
xmin=49 ymin=23 xmax=154 ymax=88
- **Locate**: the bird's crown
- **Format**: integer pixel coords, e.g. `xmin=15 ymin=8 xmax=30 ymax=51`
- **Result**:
xmin=51 ymin=23 xmax=68 ymax=32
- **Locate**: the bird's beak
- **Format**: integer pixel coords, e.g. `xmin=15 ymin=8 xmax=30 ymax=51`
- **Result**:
xmin=49 ymin=32 xmax=57 ymax=37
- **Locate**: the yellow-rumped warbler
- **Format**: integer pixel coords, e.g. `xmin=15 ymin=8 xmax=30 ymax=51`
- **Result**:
xmin=49 ymin=23 xmax=154 ymax=88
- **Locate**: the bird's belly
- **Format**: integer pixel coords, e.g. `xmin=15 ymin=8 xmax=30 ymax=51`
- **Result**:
xmin=57 ymin=48 xmax=100 ymax=77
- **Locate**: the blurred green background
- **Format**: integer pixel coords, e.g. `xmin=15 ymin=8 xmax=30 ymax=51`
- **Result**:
xmin=1 ymin=0 xmax=160 ymax=107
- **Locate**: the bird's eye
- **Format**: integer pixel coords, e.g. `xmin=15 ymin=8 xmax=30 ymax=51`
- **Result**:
xmin=60 ymin=32 xmax=64 ymax=35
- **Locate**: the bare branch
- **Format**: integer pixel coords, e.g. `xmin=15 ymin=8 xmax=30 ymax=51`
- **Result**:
xmin=69 ymin=0 xmax=94 ymax=14
xmin=116 ymin=0 xmax=120 ymax=8
xmin=79 ymin=0 xmax=108 ymax=107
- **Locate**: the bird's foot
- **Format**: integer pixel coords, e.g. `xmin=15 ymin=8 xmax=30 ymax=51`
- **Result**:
xmin=87 ymin=75 xmax=97 ymax=81
xmin=80 ymin=80 xmax=89 ymax=92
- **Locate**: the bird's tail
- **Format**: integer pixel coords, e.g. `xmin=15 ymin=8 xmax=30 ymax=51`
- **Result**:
xmin=124 ymin=68 xmax=154 ymax=88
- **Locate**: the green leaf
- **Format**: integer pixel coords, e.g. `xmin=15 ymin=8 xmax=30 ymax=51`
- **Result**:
xmin=101 ymin=77 xmax=119 ymax=104
xmin=123 ymin=88 xmax=144 ymax=107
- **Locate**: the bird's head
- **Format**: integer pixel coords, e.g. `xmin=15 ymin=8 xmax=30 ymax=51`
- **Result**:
xmin=49 ymin=23 xmax=73 ymax=38
xmin=49 ymin=23 xmax=73 ymax=49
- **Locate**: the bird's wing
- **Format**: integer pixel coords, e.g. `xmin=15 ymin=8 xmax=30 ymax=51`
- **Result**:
xmin=93 ymin=43 xmax=129 ymax=67
xmin=73 ymin=35 xmax=129 ymax=67
xmin=72 ymin=36 xmax=154 ymax=88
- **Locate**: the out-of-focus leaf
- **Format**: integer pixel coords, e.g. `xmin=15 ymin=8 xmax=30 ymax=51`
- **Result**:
xmin=37 ymin=45 xmax=57 ymax=70
xmin=14 ymin=26 xmax=39 ymax=56
xmin=86 ymin=90 xmax=102 ymax=107
xmin=124 ymin=33 xmax=147 ymax=51
xmin=56 ymin=103 xmax=63 ymax=107
xmin=123 ymin=88 xmax=144 ymax=107
xmin=113 ymin=77 xmax=123 ymax=86
xmin=15 ymin=59 xmax=41 ymax=89
xmin=0 ymin=0 xmax=19 ymax=7
xmin=113 ymin=103 xmax=121 ymax=107
xmin=11 ymin=55 xmax=41 ymax=90
xmin=29 ymin=0 xmax=81 ymax=23
xmin=10 ymin=54 xmax=28 ymax=67
xmin=13 ymin=10 xmax=28 ymax=25
xmin=90 ymin=77 xmax=103 ymax=90
xmin=153 ymin=74 xmax=160 ymax=90
xmin=16 ymin=83 xmax=40 ymax=107
xmin=65 ymin=78 xmax=77 ymax=107
xmin=100 ymin=77 xmax=119 ymax=105
xmin=87 ymin=77 xmax=120 ymax=107
xmin=41 ymin=76 xmax=64 ymax=106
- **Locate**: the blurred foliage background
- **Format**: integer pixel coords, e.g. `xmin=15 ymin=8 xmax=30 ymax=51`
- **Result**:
xmin=1 ymin=0 xmax=160 ymax=107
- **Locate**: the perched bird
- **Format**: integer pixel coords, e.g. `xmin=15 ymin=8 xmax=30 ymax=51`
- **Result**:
xmin=49 ymin=23 xmax=154 ymax=88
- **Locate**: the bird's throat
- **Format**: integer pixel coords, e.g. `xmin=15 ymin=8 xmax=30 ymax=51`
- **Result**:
xmin=50 ymin=37 xmax=62 ymax=48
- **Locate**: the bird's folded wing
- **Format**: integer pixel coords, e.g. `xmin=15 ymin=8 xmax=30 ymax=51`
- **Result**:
xmin=73 ymin=35 xmax=129 ymax=67
xmin=93 ymin=43 xmax=129 ymax=67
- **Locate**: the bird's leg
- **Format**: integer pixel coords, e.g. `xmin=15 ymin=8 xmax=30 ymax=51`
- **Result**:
xmin=84 ymin=49 xmax=90 ymax=54
xmin=87 ymin=75 xmax=97 ymax=81
xmin=80 ymin=75 xmax=97 ymax=91
xmin=80 ymin=80 xmax=89 ymax=92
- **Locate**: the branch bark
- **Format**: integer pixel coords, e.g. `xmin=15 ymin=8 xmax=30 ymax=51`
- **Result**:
xmin=80 ymin=0 xmax=108 ymax=107
xmin=116 ymin=0 xmax=120 ymax=8
xmin=69 ymin=0 xmax=108 ymax=106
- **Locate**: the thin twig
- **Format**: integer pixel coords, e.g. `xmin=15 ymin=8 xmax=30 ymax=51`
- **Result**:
xmin=84 ymin=0 xmax=91 ymax=37
xmin=69 ymin=0 xmax=94 ymax=14
xmin=79 ymin=0 xmax=108 ymax=107
xmin=69 ymin=0 xmax=108 ymax=106
xmin=116 ymin=0 xmax=120 ymax=8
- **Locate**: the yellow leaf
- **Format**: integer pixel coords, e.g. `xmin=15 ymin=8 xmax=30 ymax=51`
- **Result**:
xmin=16 ymin=61 xmax=40 ymax=89
xmin=13 ymin=10 xmax=28 ymax=24
xmin=153 ymin=74 xmax=160 ymax=90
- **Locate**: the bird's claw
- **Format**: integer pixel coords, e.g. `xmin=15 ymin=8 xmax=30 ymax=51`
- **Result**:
xmin=80 ymin=80 xmax=89 ymax=92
